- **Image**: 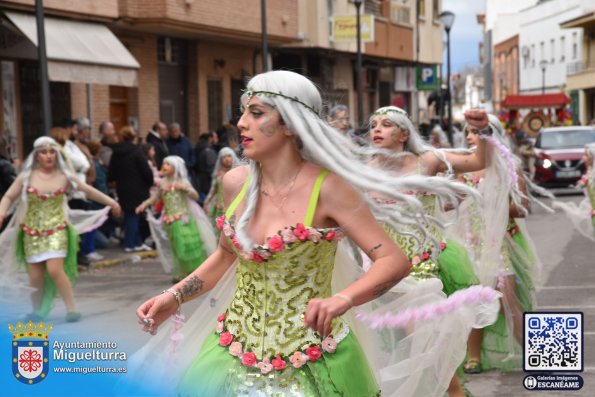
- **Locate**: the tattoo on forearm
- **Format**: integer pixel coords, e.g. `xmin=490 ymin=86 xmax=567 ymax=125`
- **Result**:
xmin=219 ymin=242 xmax=234 ymax=255
xmin=368 ymin=243 xmax=382 ymax=256
xmin=180 ymin=275 xmax=204 ymax=301
xmin=372 ymin=278 xmax=399 ymax=298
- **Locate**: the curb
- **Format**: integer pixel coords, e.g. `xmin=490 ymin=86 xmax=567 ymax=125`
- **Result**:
xmin=91 ymin=250 xmax=158 ymax=268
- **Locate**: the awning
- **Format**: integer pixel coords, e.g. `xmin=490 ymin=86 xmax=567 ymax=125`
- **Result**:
xmin=501 ymin=93 xmax=571 ymax=109
xmin=4 ymin=11 xmax=140 ymax=87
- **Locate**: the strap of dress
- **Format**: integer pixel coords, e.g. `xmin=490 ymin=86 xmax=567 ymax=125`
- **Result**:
xmin=225 ymin=175 xmax=251 ymax=219
xmin=303 ymin=169 xmax=330 ymax=227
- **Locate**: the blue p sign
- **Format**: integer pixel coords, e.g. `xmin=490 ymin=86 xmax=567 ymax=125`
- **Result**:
xmin=416 ymin=65 xmax=438 ymax=91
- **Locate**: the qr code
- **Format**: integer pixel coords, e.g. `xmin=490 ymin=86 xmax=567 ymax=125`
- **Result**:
xmin=524 ymin=312 xmax=583 ymax=371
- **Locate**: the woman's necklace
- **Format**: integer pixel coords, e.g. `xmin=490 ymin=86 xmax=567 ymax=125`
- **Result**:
xmin=37 ymin=169 xmax=56 ymax=180
xmin=261 ymin=162 xmax=305 ymax=210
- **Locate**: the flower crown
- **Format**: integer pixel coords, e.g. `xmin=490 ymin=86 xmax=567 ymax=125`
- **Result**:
xmin=373 ymin=107 xmax=411 ymax=121
xmin=242 ymin=89 xmax=321 ymax=117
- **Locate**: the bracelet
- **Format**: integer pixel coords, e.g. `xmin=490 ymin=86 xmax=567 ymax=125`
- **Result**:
xmin=334 ymin=293 xmax=353 ymax=308
xmin=162 ymin=288 xmax=183 ymax=311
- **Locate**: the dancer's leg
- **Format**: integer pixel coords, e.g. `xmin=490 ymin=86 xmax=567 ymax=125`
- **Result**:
xmin=28 ymin=262 xmax=46 ymax=312
xmin=46 ymin=258 xmax=76 ymax=312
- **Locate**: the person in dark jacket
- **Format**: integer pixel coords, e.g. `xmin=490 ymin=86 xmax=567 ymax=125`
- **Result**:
xmin=146 ymin=121 xmax=169 ymax=169
xmin=166 ymin=123 xmax=194 ymax=172
xmin=108 ymin=126 xmax=154 ymax=252
xmin=194 ymin=131 xmax=218 ymax=205
xmin=0 ymin=135 xmax=16 ymax=232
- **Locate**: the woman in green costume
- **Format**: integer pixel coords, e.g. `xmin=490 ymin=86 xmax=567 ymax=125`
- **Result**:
xmin=0 ymin=137 xmax=121 ymax=322
xmin=130 ymin=71 xmax=499 ymax=397
xmin=137 ymin=155 xmax=217 ymax=282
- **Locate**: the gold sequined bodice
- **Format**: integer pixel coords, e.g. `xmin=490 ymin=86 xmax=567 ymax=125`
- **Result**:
xmin=225 ymin=236 xmax=344 ymax=360
xmin=23 ymin=190 xmax=67 ymax=232
xmin=162 ymin=188 xmax=188 ymax=218
xmin=586 ymin=176 xmax=595 ymax=209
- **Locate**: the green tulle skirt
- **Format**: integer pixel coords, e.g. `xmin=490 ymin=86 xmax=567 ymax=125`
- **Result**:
xmin=16 ymin=225 xmax=79 ymax=319
xmin=166 ymin=219 xmax=207 ymax=279
xmin=437 ymin=239 xmax=479 ymax=296
xmin=178 ymin=332 xmax=379 ymax=397
xmin=480 ymin=230 xmax=536 ymax=371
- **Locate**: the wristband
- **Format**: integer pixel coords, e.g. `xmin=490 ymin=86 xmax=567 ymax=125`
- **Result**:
xmin=334 ymin=293 xmax=353 ymax=308
xmin=162 ymin=288 xmax=183 ymax=310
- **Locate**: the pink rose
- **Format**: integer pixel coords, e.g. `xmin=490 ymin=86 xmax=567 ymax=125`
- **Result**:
xmin=440 ymin=241 xmax=447 ymax=250
xmin=241 ymin=351 xmax=257 ymax=367
xmin=217 ymin=312 xmax=227 ymax=322
xmin=324 ymin=230 xmax=336 ymax=240
xmin=305 ymin=346 xmax=322 ymax=361
xmin=257 ymin=249 xmax=271 ymax=260
xmin=222 ymin=223 xmax=233 ymax=237
xmin=216 ymin=216 xmax=225 ymax=230
xmin=257 ymin=358 xmax=273 ymax=374
xmin=219 ymin=331 xmax=233 ymax=346
xmin=289 ymin=351 xmax=309 ymax=368
xmin=293 ymin=223 xmax=309 ymax=241
xmin=321 ymin=337 xmax=337 ymax=354
xmin=216 ymin=321 xmax=224 ymax=334
xmin=267 ymin=235 xmax=285 ymax=252
xmin=308 ymin=229 xmax=322 ymax=243
xmin=229 ymin=341 xmax=243 ymax=357
xmin=421 ymin=252 xmax=430 ymax=261
xmin=281 ymin=228 xmax=297 ymax=243
xmin=250 ymin=251 xmax=265 ymax=263
xmin=271 ymin=355 xmax=287 ymax=370
xmin=411 ymin=256 xmax=421 ymax=265
xmin=231 ymin=235 xmax=241 ymax=249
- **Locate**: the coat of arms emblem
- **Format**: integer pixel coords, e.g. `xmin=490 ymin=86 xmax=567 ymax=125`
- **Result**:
xmin=9 ymin=320 xmax=52 ymax=385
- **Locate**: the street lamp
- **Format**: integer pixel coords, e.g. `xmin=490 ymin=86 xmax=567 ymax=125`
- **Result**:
xmin=439 ymin=10 xmax=455 ymax=146
xmin=261 ymin=0 xmax=269 ymax=72
xmin=353 ymin=0 xmax=363 ymax=129
xmin=539 ymin=59 xmax=548 ymax=94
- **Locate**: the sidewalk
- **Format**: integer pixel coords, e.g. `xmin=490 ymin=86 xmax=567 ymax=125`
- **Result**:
xmin=85 ymin=245 xmax=157 ymax=268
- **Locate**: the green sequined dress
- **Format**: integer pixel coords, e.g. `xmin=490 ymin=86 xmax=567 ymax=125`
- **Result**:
xmin=178 ymin=171 xmax=379 ymax=397
xmin=15 ymin=187 xmax=79 ymax=319
xmin=587 ymin=176 xmax=595 ymax=233
xmin=210 ymin=177 xmax=225 ymax=238
xmin=161 ymin=187 xmax=208 ymax=280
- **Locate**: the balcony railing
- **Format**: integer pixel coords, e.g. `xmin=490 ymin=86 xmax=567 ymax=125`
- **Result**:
xmin=567 ymin=59 xmax=595 ymax=75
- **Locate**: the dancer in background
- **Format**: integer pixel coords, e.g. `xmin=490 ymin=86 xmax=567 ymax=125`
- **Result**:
xmin=0 ymin=137 xmax=120 ymax=321
xmin=203 ymin=147 xmax=240 ymax=235
xmin=136 ymin=155 xmax=216 ymax=283
xmin=555 ymin=143 xmax=595 ymax=241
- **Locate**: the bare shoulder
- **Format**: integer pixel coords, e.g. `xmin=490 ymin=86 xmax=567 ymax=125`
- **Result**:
xmin=222 ymin=165 xmax=250 ymax=202
xmin=319 ymin=171 xmax=362 ymax=209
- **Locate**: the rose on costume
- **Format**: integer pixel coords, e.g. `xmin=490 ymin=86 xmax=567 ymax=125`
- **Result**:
xmin=229 ymin=341 xmax=243 ymax=357
xmin=216 ymin=321 xmax=224 ymax=334
xmin=241 ymin=352 xmax=257 ymax=367
xmin=217 ymin=312 xmax=227 ymax=322
xmin=219 ymin=331 xmax=233 ymax=346
xmin=272 ymin=355 xmax=287 ymax=370
xmin=293 ymin=223 xmax=309 ymax=241
xmin=250 ymin=251 xmax=265 ymax=263
xmin=281 ymin=228 xmax=297 ymax=243
xmin=257 ymin=358 xmax=273 ymax=374
xmin=321 ymin=337 xmax=337 ymax=354
xmin=289 ymin=351 xmax=309 ymax=368
xmin=216 ymin=216 xmax=225 ymax=229
xmin=222 ymin=223 xmax=233 ymax=237
xmin=267 ymin=235 xmax=285 ymax=252
xmin=308 ymin=229 xmax=322 ymax=243
xmin=305 ymin=346 xmax=322 ymax=361
xmin=324 ymin=230 xmax=336 ymax=241
xmin=411 ymin=256 xmax=421 ymax=265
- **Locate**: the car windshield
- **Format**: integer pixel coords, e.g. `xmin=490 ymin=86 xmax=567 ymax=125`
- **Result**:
xmin=538 ymin=129 xmax=595 ymax=149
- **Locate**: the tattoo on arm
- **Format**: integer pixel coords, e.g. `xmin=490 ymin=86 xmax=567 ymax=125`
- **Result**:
xmin=179 ymin=275 xmax=204 ymax=302
xmin=367 ymin=243 xmax=382 ymax=256
xmin=372 ymin=278 xmax=399 ymax=298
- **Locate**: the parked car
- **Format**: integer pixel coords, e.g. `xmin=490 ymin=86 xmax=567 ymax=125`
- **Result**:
xmin=533 ymin=126 xmax=595 ymax=186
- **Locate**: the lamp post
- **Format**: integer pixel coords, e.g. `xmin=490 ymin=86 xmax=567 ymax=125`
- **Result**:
xmin=35 ymin=0 xmax=52 ymax=134
xmin=539 ymin=59 xmax=547 ymax=95
xmin=353 ymin=0 xmax=363 ymax=129
xmin=439 ymin=10 xmax=455 ymax=146
xmin=261 ymin=0 xmax=269 ymax=72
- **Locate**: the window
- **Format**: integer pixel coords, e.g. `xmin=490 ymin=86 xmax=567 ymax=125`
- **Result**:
xmin=432 ymin=0 xmax=440 ymax=21
xmin=560 ymin=36 xmax=565 ymax=61
xmin=531 ymin=44 xmax=535 ymax=67
xmin=550 ymin=39 xmax=555 ymax=63
xmin=540 ymin=41 xmax=544 ymax=62
xmin=418 ymin=0 xmax=426 ymax=18
xmin=572 ymin=32 xmax=578 ymax=59
xmin=157 ymin=37 xmax=181 ymax=64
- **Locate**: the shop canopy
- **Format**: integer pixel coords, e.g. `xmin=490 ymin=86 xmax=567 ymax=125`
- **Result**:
xmin=501 ymin=93 xmax=571 ymax=109
xmin=4 ymin=11 xmax=139 ymax=87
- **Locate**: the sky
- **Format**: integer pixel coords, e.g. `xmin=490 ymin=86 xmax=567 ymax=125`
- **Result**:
xmin=441 ymin=0 xmax=485 ymax=73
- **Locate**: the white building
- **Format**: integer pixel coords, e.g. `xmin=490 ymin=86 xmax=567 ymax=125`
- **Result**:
xmin=518 ymin=0 xmax=584 ymax=94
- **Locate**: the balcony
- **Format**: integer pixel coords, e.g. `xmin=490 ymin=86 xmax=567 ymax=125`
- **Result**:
xmin=1 ymin=0 xmax=119 ymax=19
xmin=118 ymin=0 xmax=298 ymax=44
xmin=566 ymin=59 xmax=595 ymax=90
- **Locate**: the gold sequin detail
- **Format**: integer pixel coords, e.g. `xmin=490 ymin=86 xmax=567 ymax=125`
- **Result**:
xmin=22 ymin=192 xmax=68 ymax=260
xmin=162 ymin=188 xmax=188 ymax=219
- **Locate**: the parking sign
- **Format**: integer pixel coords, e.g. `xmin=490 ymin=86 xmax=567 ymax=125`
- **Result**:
xmin=416 ymin=66 xmax=438 ymax=91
